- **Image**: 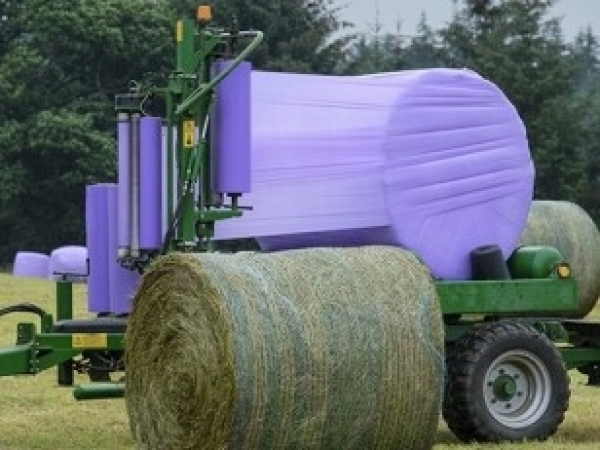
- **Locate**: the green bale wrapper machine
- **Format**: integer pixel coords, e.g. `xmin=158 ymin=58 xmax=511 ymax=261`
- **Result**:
xmin=1 ymin=5 xmax=600 ymax=444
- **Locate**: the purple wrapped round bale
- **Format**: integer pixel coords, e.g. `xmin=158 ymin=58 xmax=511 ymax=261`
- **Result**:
xmin=48 ymin=245 xmax=88 ymax=282
xmin=12 ymin=252 xmax=50 ymax=279
xmin=215 ymin=68 xmax=534 ymax=280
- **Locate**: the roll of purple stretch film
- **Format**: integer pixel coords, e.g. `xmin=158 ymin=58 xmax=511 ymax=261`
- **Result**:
xmin=213 ymin=60 xmax=252 ymax=194
xmin=107 ymin=185 xmax=140 ymax=314
xmin=117 ymin=117 xmax=131 ymax=252
xmin=86 ymin=183 xmax=140 ymax=314
xmin=86 ymin=184 xmax=111 ymax=313
xmin=140 ymin=117 xmax=163 ymax=250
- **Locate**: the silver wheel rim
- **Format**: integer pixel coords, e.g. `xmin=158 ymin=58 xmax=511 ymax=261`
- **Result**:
xmin=483 ymin=349 xmax=552 ymax=429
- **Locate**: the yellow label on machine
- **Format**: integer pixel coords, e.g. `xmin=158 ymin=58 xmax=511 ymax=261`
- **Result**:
xmin=176 ymin=20 xmax=183 ymax=43
xmin=72 ymin=333 xmax=108 ymax=349
xmin=183 ymin=120 xmax=196 ymax=148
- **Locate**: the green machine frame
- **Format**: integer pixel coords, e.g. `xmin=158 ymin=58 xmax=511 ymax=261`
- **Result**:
xmin=0 ymin=9 xmax=264 ymax=399
xmin=2 ymin=266 xmax=600 ymax=400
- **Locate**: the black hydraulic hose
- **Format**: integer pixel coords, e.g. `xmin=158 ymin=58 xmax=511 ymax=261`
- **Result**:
xmin=0 ymin=302 xmax=48 ymax=319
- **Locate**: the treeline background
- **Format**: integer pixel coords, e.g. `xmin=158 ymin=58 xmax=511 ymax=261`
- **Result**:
xmin=0 ymin=0 xmax=598 ymax=263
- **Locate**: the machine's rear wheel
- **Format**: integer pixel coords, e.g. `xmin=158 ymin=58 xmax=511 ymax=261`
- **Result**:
xmin=443 ymin=321 xmax=570 ymax=442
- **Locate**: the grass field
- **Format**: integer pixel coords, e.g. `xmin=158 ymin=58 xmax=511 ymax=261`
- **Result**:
xmin=0 ymin=273 xmax=599 ymax=449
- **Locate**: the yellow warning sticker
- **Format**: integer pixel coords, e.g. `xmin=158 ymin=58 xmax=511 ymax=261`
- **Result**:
xmin=183 ymin=120 xmax=195 ymax=148
xmin=72 ymin=333 xmax=108 ymax=349
xmin=176 ymin=21 xmax=183 ymax=43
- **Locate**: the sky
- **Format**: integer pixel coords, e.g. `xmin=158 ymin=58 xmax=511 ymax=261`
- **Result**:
xmin=338 ymin=0 xmax=600 ymax=40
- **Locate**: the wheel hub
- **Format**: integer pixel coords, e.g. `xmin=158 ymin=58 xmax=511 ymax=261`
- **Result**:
xmin=483 ymin=350 xmax=552 ymax=428
xmin=487 ymin=367 xmax=526 ymax=412
xmin=492 ymin=373 xmax=518 ymax=400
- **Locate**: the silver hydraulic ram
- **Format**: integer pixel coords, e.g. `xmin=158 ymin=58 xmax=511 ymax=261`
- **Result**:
xmin=129 ymin=113 xmax=141 ymax=258
xmin=117 ymin=112 xmax=130 ymax=259
xmin=117 ymin=112 xmax=140 ymax=260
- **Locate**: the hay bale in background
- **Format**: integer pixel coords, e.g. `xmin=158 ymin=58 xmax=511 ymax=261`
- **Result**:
xmin=520 ymin=200 xmax=600 ymax=317
xmin=125 ymin=246 xmax=444 ymax=450
xmin=12 ymin=251 xmax=50 ymax=279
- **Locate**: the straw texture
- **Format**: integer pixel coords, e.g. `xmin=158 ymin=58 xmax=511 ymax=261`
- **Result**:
xmin=520 ymin=200 xmax=600 ymax=317
xmin=125 ymin=246 xmax=444 ymax=450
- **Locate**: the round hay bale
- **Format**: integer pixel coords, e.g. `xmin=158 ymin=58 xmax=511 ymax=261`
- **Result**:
xmin=520 ymin=200 xmax=600 ymax=317
xmin=12 ymin=251 xmax=50 ymax=279
xmin=48 ymin=245 xmax=88 ymax=283
xmin=125 ymin=246 xmax=444 ymax=450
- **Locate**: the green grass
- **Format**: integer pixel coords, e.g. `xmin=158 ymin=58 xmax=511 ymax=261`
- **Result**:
xmin=0 ymin=273 xmax=599 ymax=449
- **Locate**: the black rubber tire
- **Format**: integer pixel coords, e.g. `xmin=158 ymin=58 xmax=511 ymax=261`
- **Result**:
xmin=443 ymin=320 xmax=570 ymax=443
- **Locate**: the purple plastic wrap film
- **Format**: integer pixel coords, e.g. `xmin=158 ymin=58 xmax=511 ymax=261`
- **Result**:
xmin=140 ymin=117 xmax=163 ymax=250
xmin=215 ymin=68 xmax=534 ymax=280
xmin=48 ymin=245 xmax=88 ymax=282
xmin=86 ymin=184 xmax=111 ymax=312
xmin=161 ymin=126 xmax=169 ymax=238
xmin=12 ymin=252 xmax=50 ymax=279
xmin=107 ymin=184 xmax=140 ymax=314
xmin=213 ymin=60 xmax=251 ymax=194
xmin=381 ymin=70 xmax=534 ymax=279
xmin=214 ymin=70 xmax=402 ymax=241
xmin=117 ymin=119 xmax=131 ymax=250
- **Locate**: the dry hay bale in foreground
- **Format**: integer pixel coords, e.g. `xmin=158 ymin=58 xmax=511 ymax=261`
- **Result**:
xmin=125 ymin=246 xmax=444 ymax=450
xmin=520 ymin=200 xmax=600 ymax=317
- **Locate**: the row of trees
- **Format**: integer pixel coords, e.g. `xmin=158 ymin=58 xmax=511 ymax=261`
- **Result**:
xmin=0 ymin=0 xmax=598 ymax=262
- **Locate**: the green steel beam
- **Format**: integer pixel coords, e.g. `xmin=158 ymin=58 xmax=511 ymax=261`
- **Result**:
xmin=559 ymin=347 xmax=600 ymax=370
xmin=0 ymin=332 xmax=125 ymax=376
xmin=55 ymin=281 xmax=73 ymax=322
xmin=437 ymin=278 xmax=578 ymax=315
xmin=444 ymin=323 xmax=478 ymax=343
xmin=73 ymin=382 xmax=125 ymax=401
xmin=176 ymin=19 xmax=196 ymax=73
xmin=0 ymin=344 xmax=32 ymax=376
xmin=36 ymin=333 xmax=124 ymax=352
xmin=174 ymin=31 xmax=264 ymax=116
xmin=55 ymin=280 xmax=74 ymax=384
xmin=162 ymin=16 xmax=263 ymax=252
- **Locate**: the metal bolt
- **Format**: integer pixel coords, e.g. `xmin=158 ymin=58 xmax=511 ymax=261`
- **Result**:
xmin=517 ymin=392 xmax=523 ymax=397
xmin=506 ymin=403 xmax=512 ymax=409
xmin=491 ymin=399 xmax=497 ymax=404
xmin=499 ymin=369 xmax=505 ymax=374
